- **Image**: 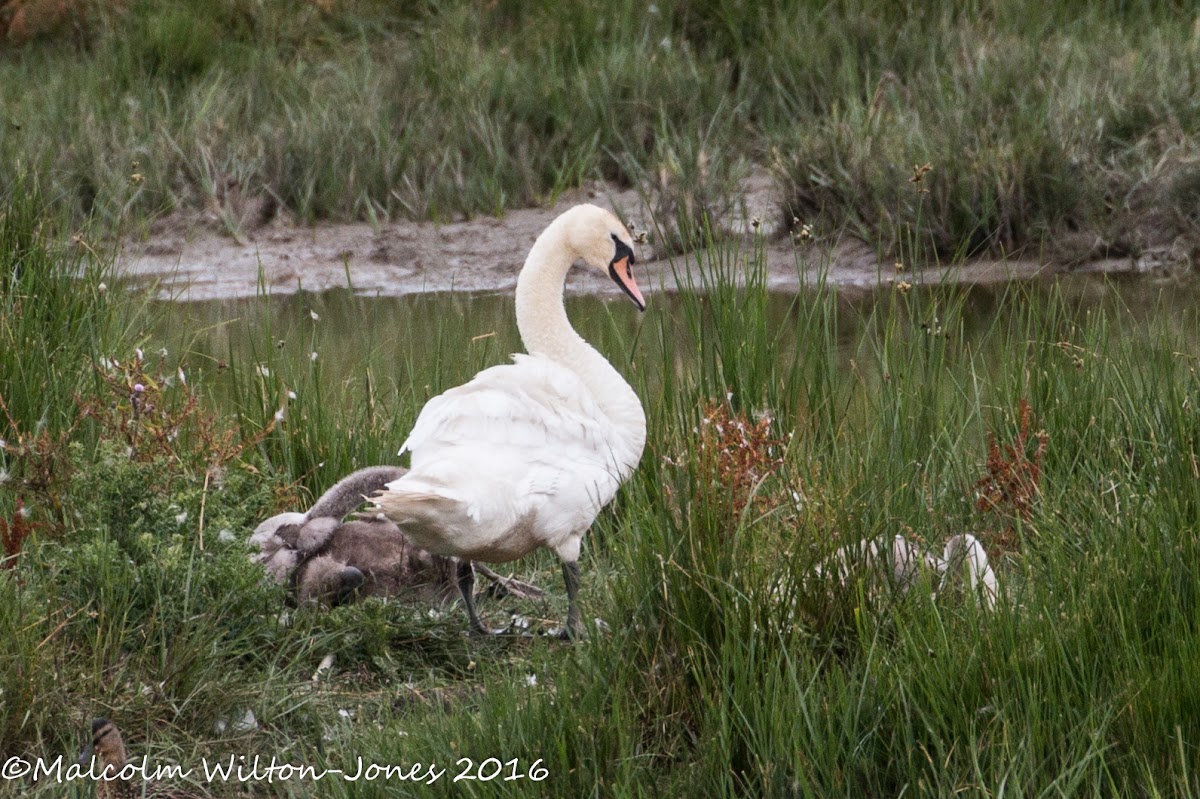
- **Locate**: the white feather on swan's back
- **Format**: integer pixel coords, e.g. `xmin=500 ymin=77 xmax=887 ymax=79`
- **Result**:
xmin=379 ymin=354 xmax=636 ymax=561
xmin=402 ymin=355 xmax=634 ymax=472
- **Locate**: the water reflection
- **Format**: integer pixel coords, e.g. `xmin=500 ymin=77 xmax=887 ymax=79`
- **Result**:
xmin=158 ymin=272 xmax=1200 ymax=403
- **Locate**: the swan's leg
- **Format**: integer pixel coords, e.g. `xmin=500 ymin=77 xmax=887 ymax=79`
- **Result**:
xmin=456 ymin=560 xmax=506 ymax=635
xmin=554 ymin=561 xmax=584 ymax=640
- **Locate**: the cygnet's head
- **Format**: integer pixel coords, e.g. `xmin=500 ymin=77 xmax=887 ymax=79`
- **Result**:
xmin=248 ymin=511 xmax=308 ymax=549
xmin=563 ymin=204 xmax=644 ymax=311
xmin=89 ymin=718 xmax=127 ymax=767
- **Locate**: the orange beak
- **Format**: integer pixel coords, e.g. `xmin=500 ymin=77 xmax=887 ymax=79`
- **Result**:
xmin=608 ymin=256 xmax=645 ymax=311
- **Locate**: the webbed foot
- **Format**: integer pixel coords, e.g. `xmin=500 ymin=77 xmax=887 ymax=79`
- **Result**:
xmin=457 ymin=560 xmax=514 ymax=636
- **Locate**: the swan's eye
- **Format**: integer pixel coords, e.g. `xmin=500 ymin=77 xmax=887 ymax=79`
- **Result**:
xmin=610 ymin=233 xmax=635 ymax=268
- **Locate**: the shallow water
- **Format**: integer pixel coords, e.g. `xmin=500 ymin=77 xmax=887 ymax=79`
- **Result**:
xmin=157 ymin=271 xmax=1200 ymax=412
xmin=132 ymin=269 xmax=1200 ymax=512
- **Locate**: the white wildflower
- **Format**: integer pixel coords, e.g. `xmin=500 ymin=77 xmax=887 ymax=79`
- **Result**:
xmin=177 ymin=367 xmax=186 ymax=387
xmin=287 ymin=390 xmax=297 ymax=400
xmin=256 ymin=364 xmax=270 ymax=378
xmin=310 ymin=351 xmax=318 ymax=362
xmin=524 ymin=674 xmax=538 ymax=687
xmin=174 ymin=510 xmax=188 ymax=525
xmin=274 ymin=408 xmax=285 ymax=422
xmin=310 ymin=309 xmax=320 ymax=321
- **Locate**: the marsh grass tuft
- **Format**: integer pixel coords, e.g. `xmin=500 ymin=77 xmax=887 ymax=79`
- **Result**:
xmin=974 ymin=396 xmax=1048 ymax=549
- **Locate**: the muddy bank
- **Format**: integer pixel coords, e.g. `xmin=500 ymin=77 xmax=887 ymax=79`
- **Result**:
xmin=118 ymin=179 xmax=1142 ymax=303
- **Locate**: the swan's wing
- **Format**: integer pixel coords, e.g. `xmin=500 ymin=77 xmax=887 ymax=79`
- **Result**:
xmin=402 ymin=357 xmax=616 ymax=462
xmin=249 ymin=512 xmax=307 ymax=550
xmin=295 ymin=516 xmax=340 ymax=554
xmin=398 ymin=355 xmax=626 ymax=517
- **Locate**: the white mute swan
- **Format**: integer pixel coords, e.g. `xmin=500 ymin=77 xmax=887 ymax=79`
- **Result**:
xmin=813 ymin=533 xmax=998 ymax=610
xmin=371 ymin=204 xmax=647 ymax=637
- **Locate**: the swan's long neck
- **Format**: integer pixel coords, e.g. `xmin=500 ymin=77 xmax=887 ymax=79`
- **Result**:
xmin=515 ymin=217 xmax=646 ymax=467
xmin=307 ymin=466 xmax=409 ymax=519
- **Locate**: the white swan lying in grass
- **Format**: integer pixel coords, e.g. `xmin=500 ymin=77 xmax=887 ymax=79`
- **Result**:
xmin=814 ymin=533 xmax=999 ymax=610
xmin=372 ymin=204 xmax=647 ymax=638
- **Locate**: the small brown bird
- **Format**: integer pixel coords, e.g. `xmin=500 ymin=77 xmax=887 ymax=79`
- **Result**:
xmin=83 ymin=718 xmax=134 ymax=799
xmin=81 ymin=718 xmax=205 ymax=798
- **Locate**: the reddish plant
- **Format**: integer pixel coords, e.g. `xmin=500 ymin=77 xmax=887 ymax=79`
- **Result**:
xmin=694 ymin=400 xmax=789 ymax=520
xmin=0 ymin=497 xmax=38 ymax=569
xmin=975 ymin=398 xmax=1048 ymax=544
xmin=0 ymin=352 xmax=282 ymax=542
xmin=0 ymin=390 xmax=76 ymax=527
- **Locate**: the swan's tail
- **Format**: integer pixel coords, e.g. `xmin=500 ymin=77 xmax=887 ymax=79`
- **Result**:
xmin=369 ymin=485 xmax=470 ymax=527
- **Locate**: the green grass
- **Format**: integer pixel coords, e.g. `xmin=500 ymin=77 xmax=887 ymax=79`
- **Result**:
xmin=1 ymin=0 xmax=1198 ymax=263
xmin=4 ymin=180 xmax=1200 ymax=795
